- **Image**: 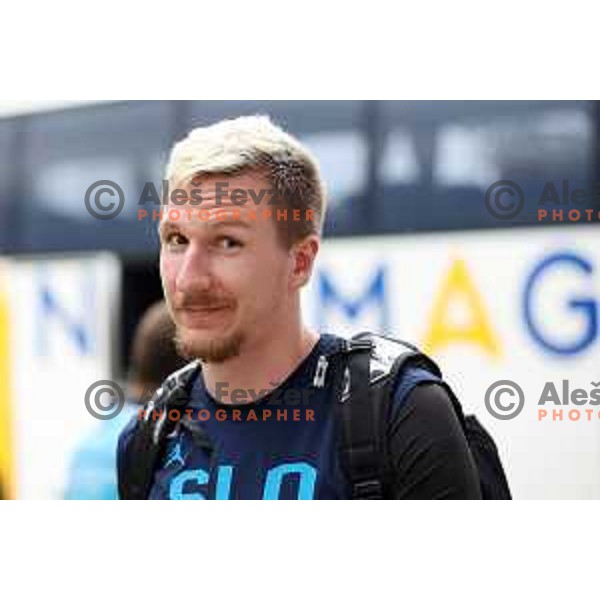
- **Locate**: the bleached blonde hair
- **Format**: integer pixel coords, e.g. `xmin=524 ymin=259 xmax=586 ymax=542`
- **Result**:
xmin=166 ymin=115 xmax=327 ymax=246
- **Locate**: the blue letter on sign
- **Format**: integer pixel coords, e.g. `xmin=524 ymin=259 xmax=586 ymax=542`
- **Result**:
xmin=317 ymin=265 xmax=388 ymax=331
xmin=524 ymin=251 xmax=597 ymax=355
xmin=36 ymin=266 xmax=95 ymax=357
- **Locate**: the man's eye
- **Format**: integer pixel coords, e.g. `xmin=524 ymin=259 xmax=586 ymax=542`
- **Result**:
xmin=216 ymin=236 xmax=243 ymax=250
xmin=164 ymin=232 xmax=187 ymax=247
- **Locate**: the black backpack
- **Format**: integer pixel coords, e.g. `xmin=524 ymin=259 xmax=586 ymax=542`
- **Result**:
xmin=117 ymin=332 xmax=511 ymax=500
xmin=332 ymin=332 xmax=511 ymax=500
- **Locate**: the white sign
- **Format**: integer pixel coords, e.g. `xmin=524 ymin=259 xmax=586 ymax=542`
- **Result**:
xmin=2 ymin=254 xmax=120 ymax=499
xmin=303 ymin=225 xmax=600 ymax=499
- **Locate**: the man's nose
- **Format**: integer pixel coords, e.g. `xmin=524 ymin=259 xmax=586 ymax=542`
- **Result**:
xmin=175 ymin=245 xmax=213 ymax=293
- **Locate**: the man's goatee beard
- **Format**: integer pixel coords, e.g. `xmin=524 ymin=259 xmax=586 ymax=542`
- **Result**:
xmin=174 ymin=329 xmax=245 ymax=364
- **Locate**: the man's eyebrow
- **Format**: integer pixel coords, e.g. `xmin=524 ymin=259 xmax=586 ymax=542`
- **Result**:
xmin=206 ymin=219 xmax=252 ymax=230
xmin=158 ymin=220 xmax=178 ymax=237
xmin=158 ymin=217 xmax=253 ymax=236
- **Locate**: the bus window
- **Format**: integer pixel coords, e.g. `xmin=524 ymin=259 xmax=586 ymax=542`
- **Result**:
xmin=0 ymin=120 xmax=16 ymax=251
xmin=20 ymin=101 xmax=175 ymax=255
xmin=376 ymin=101 xmax=594 ymax=233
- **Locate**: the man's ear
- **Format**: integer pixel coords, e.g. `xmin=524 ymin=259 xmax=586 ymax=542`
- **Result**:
xmin=289 ymin=235 xmax=320 ymax=290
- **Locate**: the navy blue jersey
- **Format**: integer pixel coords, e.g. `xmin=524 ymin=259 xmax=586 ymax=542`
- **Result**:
xmin=117 ymin=333 xmax=481 ymax=500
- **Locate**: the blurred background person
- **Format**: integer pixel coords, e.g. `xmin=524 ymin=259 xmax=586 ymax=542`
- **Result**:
xmin=63 ymin=300 xmax=187 ymax=499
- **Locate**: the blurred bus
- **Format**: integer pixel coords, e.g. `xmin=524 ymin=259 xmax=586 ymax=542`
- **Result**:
xmin=0 ymin=100 xmax=596 ymax=376
xmin=1 ymin=100 xmax=599 ymax=498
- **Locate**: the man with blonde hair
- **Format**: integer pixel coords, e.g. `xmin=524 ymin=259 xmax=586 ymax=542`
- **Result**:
xmin=117 ymin=115 xmax=485 ymax=500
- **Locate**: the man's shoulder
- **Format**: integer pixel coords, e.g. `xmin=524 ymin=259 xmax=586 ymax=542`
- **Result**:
xmin=116 ymin=409 xmax=139 ymax=469
xmin=159 ymin=360 xmax=202 ymax=392
xmin=326 ymin=330 xmax=442 ymax=384
xmin=116 ymin=361 xmax=200 ymax=453
xmin=331 ymin=330 xmax=447 ymax=415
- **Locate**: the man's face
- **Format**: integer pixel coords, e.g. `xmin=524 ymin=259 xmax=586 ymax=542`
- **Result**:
xmin=159 ymin=172 xmax=316 ymax=363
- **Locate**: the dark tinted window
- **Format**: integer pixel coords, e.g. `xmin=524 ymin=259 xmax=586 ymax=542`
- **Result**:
xmin=20 ymin=101 xmax=176 ymax=255
xmin=376 ymin=101 xmax=594 ymax=233
xmin=2 ymin=101 xmax=597 ymax=255
xmin=0 ymin=119 xmax=17 ymax=251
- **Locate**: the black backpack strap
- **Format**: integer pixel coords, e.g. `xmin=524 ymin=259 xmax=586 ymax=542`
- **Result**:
xmin=118 ymin=361 xmax=200 ymax=500
xmin=336 ymin=332 xmax=446 ymax=500
xmin=336 ymin=337 xmax=384 ymax=499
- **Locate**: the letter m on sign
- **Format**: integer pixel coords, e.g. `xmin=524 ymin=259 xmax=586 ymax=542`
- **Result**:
xmin=316 ymin=265 xmax=389 ymax=335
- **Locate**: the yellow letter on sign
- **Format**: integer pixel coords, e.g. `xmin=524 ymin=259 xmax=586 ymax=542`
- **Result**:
xmin=422 ymin=257 xmax=501 ymax=359
xmin=0 ymin=266 xmax=14 ymax=499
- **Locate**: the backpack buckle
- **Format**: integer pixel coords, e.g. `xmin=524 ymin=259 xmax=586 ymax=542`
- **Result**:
xmin=347 ymin=339 xmax=373 ymax=353
xmin=352 ymin=479 xmax=383 ymax=500
xmin=312 ymin=355 xmax=329 ymax=388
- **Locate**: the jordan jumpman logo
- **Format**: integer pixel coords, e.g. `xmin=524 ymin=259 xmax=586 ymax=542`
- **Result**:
xmin=164 ymin=440 xmax=186 ymax=469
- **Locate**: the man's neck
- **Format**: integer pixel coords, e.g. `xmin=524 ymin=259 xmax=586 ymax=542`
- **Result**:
xmin=201 ymin=325 xmax=320 ymax=405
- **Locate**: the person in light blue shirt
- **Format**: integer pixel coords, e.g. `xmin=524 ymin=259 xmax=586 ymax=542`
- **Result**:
xmin=64 ymin=300 xmax=187 ymax=499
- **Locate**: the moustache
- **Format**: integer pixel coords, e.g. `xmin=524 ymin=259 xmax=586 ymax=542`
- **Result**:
xmin=174 ymin=294 xmax=235 ymax=311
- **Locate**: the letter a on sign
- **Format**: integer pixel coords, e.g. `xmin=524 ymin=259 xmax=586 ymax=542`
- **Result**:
xmin=423 ymin=257 xmax=501 ymax=358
